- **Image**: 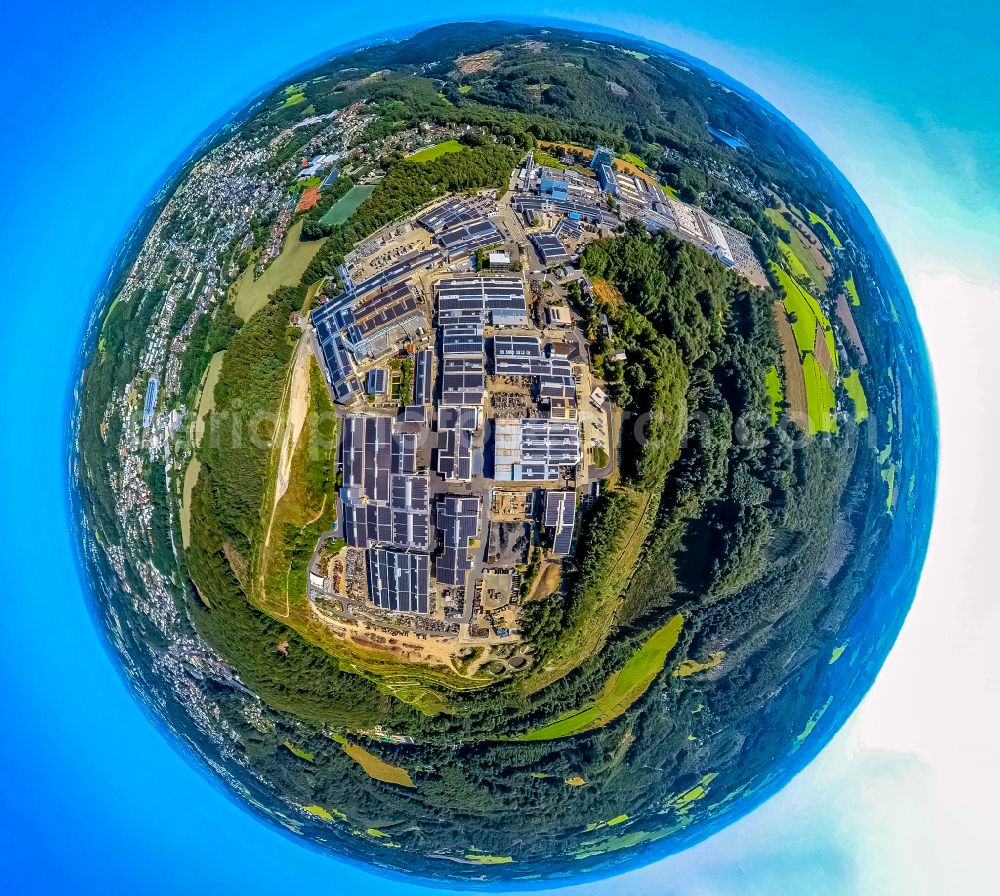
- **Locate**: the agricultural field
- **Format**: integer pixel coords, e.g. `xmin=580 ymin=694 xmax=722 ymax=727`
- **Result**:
xmin=842 ymin=369 xmax=869 ymax=422
xmin=801 ymin=354 xmax=838 ymax=434
xmin=771 ymin=264 xmax=837 ymax=368
xmin=518 ymin=614 xmax=684 ymax=740
xmin=807 ymin=209 xmax=844 ymax=248
xmin=766 ymin=207 xmax=831 ymax=289
xmin=407 ymin=139 xmax=466 ymax=162
xmin=845 ymin=274 xmax=861 ymax=306
xmin=318 ymin=184 xmax=376 ymax=228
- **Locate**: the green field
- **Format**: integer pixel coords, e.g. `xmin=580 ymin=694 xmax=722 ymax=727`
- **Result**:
xmin=771 ymin=263 xmax=836 ymax=367
xmin=318 ymin=184 xmax=375 ymax=228
xmin=807 ymin=210 xmax=844 ymax=248
xmin=621 ymin=152 xmax=645 ymax=167
xmin=765 ymin=365 xmax=783 ymax=426
xmin=845 ymin=274 xmax=861 ymax=306
xmin=661 ymin=183 xmax=680 ymax=200
xmin=232 ymin=219 xmax=327 ymax=319
xmin=518 ymin=614 xmax=684 ymax=741
xmin=842 ymin=368 xmax=868 ymax=422
xmin=801 ymin=354 xmax=838 ymax=434
xmin=407 ymin=139 xmax=466 ymax=163
xmin=180 ymin=350 xmax=226 ymax=547
xmin=766 ymin=208 xmax=827 ymax=288
xmin=777 ymin=241 xmax=810 ymax=282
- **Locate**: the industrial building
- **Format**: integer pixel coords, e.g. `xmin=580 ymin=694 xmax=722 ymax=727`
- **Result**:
xmin=366 ymin=549 xmax=430 ymax=614
xmin=437 ymin=406 xmax=478 ymax=482
xmin=545 ymin=490 xmax=577 ymax=557
xmin=417 ymin=198 xmax=479 ymax=234
xmin=493 ymin=418 xmax=581 ymax=482
xmin=435 ymin=219 xmax=503 ymax=261
xmin=413 ymin=349 xmax=434 ymax=404
xmin=366 ymin=368 xmax=388 ymax=396
xmin=436 ymin=495 xmax=481 ymax=587
xmin=441 ymin=322 xmax=485 ymax=359
xmin=340 ymin=415 xmax=431 ymax=551
xmin=531 ymin=232 xmax=570 ymax=266
xmin=436 ymin=276 xmax=529 ymax=326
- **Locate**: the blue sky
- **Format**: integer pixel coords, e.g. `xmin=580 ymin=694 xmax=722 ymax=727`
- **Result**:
xmin=1 ymin=3 xmax=998 ymax=893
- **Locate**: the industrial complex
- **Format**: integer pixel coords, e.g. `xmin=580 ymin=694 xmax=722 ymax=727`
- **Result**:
xmin=302 ymin=144 xmax=765 ymax=668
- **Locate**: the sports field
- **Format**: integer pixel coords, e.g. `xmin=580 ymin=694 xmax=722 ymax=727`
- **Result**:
xmin=407 ymin=139 xmax=465 ymax=162
xmin=518 ymin=614 xmax=684 ymax=741
xmin=318 ymin=184 xmax=375 ymax=228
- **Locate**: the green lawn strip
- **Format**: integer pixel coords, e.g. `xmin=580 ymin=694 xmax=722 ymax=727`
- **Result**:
xmin=842 ymin=368 xmax=868 ymax=422
xmin=778 ymin=241 xmax=809 ymax=282
xmin=318 ymin=184 xmax=376 ymax=228
xmin=406 ymin=139 xmax=466 ymax=163
xmin=518 ymin=614 xmax=684 ymax=741
xmin=765 ymin=365 xmax=783 ymax=426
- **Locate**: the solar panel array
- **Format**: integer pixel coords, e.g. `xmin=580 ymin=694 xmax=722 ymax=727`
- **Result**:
xmin=554 ymin=217 xmax=583 ymax=241
xmin=493 ymin=418 xmax=581 ymax=482
xmin=531 ymin=232 xmax=570 ymax=265
xmin=348 ymin=280 xmax=421 ymax=342
xmin=441 ymin=358 xmax=485 ymax=406
xmin=436 ymin=495 xmax=481 ymax=586
xmin=313 ymin=308 xmax=362 ymax=403
xmin=341 ymin=415 xmax=431 ymax=550
xmin=512 ymin=195 xmax=608 ymax=225
xmin=413 ymin=349 xmax=434 ymax=404
xmin=417 ymin=198 xmax=478 ymax=234
xmin=348 ymin=249 xmax=441 ymax=299
xmin=493 ymin=335 xmax=541 ymax=361
xmin=403 ymin=404 xmax=427 ymax=424
xmin=436 ymin=219 xmax=503 ymax=259
xmin=366 ymin=549 xmax=429 ymax=613
xmin=436 ymin=277 xmax=528 ymax=326
xmin=441 ymin=323 xmax=485 ymax=359
xmin=437 ymin=406 xmax=477 ymax=481
xmin=390 ymin=474 xmax=431 ymax=550
xmin=366 ymin=368 xmax=388 ymax=395
xmin=545 ymin=490 xmax=577 ymax=557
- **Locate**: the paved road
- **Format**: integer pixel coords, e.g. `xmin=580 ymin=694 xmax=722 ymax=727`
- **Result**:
xmin=587 ymin=402 xmax=619 ymax=481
